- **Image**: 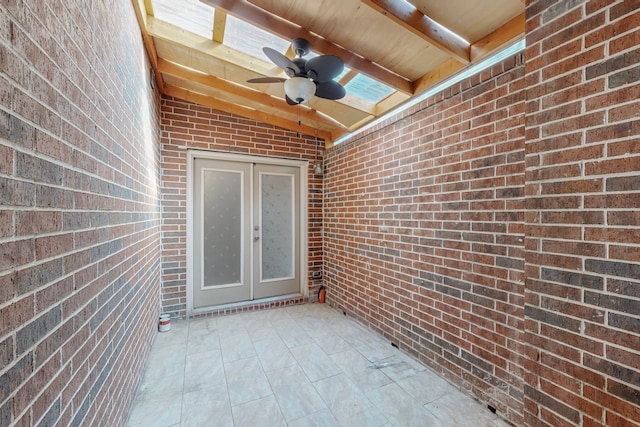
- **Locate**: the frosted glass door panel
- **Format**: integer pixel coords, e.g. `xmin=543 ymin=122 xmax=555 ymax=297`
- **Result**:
xmin=261 ymin=174 xmax=294 ymax=280
xmin=202 ymin=169 xmax=242 ymax=287
xmin=193 ymin=159 xmax=251 ymax=309
xmin=253 ymin=164 xmax=300 ymax=299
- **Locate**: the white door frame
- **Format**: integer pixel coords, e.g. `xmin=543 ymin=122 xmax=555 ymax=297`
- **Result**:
xmin=186 ymin=149 xmax=309 ymax=316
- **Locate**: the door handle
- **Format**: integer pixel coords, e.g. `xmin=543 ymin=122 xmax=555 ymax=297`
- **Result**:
xmin=254 ymin=235 xmax=260 ymax=241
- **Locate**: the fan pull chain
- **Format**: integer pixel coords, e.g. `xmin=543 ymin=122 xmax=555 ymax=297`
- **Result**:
xmin=297 ymin=104 xmax=301 ymax=138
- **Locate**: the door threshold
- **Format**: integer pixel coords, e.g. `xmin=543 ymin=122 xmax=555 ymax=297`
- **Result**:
xmin=189 ymin=293 xmax=307 ymax=319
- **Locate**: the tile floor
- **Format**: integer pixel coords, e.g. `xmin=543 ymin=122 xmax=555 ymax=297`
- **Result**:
xmin=126 ymin=303 xmax=511 ymax=427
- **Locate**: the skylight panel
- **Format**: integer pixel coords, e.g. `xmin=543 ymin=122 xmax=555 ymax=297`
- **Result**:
xmin=336 ymin=68 xmax=350 ymax=81
xmin=152 ymin=0 xmax=214 ymax=39
xmin=344 ymin=74 xmax=394 ymax=103
xmin=224 ymin=15 xmax=291 ymax=62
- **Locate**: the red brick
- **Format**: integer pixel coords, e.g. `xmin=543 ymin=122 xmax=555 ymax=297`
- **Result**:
xmin=0 ymin=239 xmax=35 ymax=270
xmin=0 ymin=296 xmax=34 ymax=337
xmin=584 ymin=384 xmax=640 ymax=422
xmin=35 ymin=233 xmax=73 ymax=260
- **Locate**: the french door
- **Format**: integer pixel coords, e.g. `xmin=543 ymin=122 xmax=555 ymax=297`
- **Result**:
xmin=191 ymin=155 xmax=303 ymax=309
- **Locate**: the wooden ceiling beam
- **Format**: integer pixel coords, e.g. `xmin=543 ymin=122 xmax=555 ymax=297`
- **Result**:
xmin=411 ymin=13 xmax=524 ymax=96
xmin=213 ymin=9 xmax=227 ymax=42
xmin=200 ymin=0 xmax=414 ymax=94
xmin=164 ymin=84 xmax=334 ymax=142
xmin=361 ymin=0 xmax=470 ymax=65
xmin=131 ymin=0 xmax=164 ymax=91
xmin=157 ymin=58 xmax=345 ymax=131
xmin=143 ymin=0 xmax=154 ymax=15
xmin=470 ymin=13 xmax=525 ymax=62
xmin=375 ymin=91 xmax=410 ymax=116
xmin=413 ymin=58 xmax=465 ymax=95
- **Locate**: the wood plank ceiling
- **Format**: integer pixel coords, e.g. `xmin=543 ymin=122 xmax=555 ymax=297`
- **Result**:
xmin=133 ymin=0 xmax=525 ymax=145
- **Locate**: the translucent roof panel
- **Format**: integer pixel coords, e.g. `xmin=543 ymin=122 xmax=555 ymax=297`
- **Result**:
xmin=344 ymin=74 xmax=395 ymax=103
xmin=336 ymin=68 xmax=350 ymax=81
xmin=152 ymin=0 xmax=214 ymax=39
xmin=224 ymin=15 xmax=291 ymax=62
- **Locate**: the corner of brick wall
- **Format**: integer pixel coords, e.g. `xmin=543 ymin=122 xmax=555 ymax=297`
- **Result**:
xmin=0 ymin=1 xmax=161 ymax=425
xmin=159 ymin=97 xmax=325 ymax=316
xmin=524 ymin=1 xmax=640 ymax=426
xmin=324 ymin=52 xmax=527 ymax=424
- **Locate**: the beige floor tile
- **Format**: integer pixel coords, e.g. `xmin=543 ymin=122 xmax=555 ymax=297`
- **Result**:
xmin=143 ymin=343 xmax=187 ymax=381
xmin=126 ymin=394 xmax=182 ymax=427
xmin=231 ymin=395 xmax=286 ymax=427
xmin=225 ymin=357 xmax=273 ymax=405
xmin=227 ymin=372 xmax=273 ymax=406
xmin=274 ymin=321 xmax=316 ymax=349
xmin=188 ymin=317 xmax=217 ymax=333
xmin=311 ymin=332 xmax=351 ymax=355
xmin=227 ymin=375 xmax=273 ymax=406
xmin=252 ymin=335 xmax=289 ymax=360
xmin=373 ymin=352 xmax=427 ymax=382
xmin=219 ymin=331 xmax=256 ymax=362
xmin=290 ymin=343 xmax=342 ymax=382
xmin=352 ymin=337 xmax=398 ymax=365
xmin=184 ymin=350 xmax=225 ymax=394
xmin=223 ymin=356 xmax=263 ymax=382
xmin=396 ymin=369 xmax=455 ymax=404
xmin=267 ymin=365 xmax=327 ymax=421
xmin=291 ymin=313 xmax=329 ymax=337
xmin=134 ymin=372 xmax=184 ymax=403
xmin=154 ymin=321 xmax=189 ymax=348
xmin=247 ymin=322 xmax=280 ymax=342
xmin=257 ymin=347 xmax=299 ymax=372
xmin=330 ymin=348 xmax=393 ymax=392
xmin=313 ymin=373 xmax=389 ymax=427
xmin=366 ymin=382 xmax=443 ymax=427
xmin=240 ymin=310 xmax=274 ymax=329
xmin=180 ymin=383 xmax=232 ymax=427
xmin=128 ymin=303 xmax=513 ymax=427
xmin=425 ymin=392 xmax=502 ymax=427
xmin=216 ymin=314 xmax=248 ymax=337
xmin=287 ymin=409 xmax=341 ymax=427
xmin=186 ymin=331 xmax=220 ymax=355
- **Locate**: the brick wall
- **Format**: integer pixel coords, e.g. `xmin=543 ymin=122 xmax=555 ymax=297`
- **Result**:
xmin=524 ymin=1 xmax=640 ymax=426
xmin=0 ymin=1 xmax=161 ymax=426
xmin=324 ymin=55 xmax=528 ymax=424
xmin=324 ymin=1 xmax=640 ymax=426
xmin=159 ymin=97 xmax=324 ymax=316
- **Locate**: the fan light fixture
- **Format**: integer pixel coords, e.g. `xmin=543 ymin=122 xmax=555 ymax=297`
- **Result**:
xmin=284 ymin=77 xmax=315 ymax=104
xmin=248 ymin=38 xmax=345 ymax=104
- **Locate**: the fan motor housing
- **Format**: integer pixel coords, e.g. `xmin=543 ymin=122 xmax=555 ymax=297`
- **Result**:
xmin=291 ymin=38 xmax=312 ymax=57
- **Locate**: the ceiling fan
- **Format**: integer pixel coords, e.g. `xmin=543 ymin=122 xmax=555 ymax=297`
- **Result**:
xmin=248 ymin=38 xmax=346 ymax=105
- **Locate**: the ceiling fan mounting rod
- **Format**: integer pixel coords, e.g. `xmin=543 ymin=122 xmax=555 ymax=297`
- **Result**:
xmin=291 ymin=38 xmax=312 ymax=58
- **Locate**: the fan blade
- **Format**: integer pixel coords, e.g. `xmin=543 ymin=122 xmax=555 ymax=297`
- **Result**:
xmin=285 ymin=95 xmax=299 ymax=105
xmin=263 ymin=47 xmax=300 ymax=76
xmin=247 ymin=77 xmax=286 ymax=83
xmin=315 ymin=81 xmax=346 ymax=100
xmin=306 ymin=55 xmax=344 ymax=82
